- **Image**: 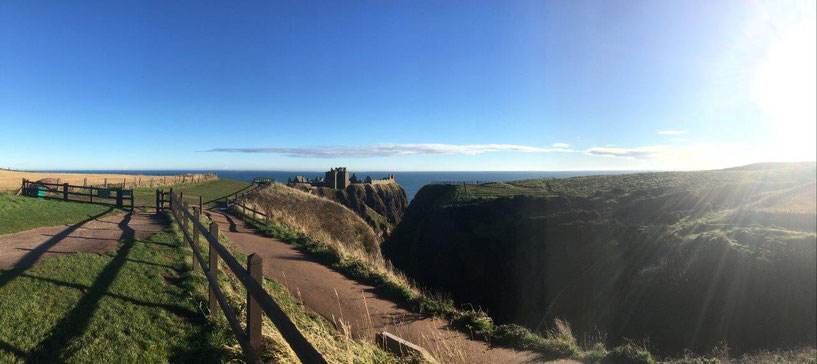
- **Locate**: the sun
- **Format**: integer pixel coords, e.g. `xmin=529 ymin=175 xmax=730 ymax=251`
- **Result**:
xmin=752 ymin=10 xmax=817 ymax=161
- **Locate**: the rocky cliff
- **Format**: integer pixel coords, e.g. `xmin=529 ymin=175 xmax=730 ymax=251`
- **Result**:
xmin=381 ymin=163 xmax=817 ymax=355
xmin=314 ymin=183 xmax=408 ymax=237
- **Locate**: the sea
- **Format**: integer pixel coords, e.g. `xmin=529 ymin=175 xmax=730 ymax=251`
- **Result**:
xmin=44 ymin=170 xmax=637 ymax=200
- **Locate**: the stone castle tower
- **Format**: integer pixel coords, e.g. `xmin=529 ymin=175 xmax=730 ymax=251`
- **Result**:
xmin=324 ymin=167 xmax=350 ymax=189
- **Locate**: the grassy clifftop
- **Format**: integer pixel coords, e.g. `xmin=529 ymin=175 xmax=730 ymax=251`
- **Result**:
xmin=312 ymin=183 xmax=408 ymax=237
xmin=244 ymin=183 xmax=381 ymax=259
xmin=383 ymin=162 xmax=816 ymax=356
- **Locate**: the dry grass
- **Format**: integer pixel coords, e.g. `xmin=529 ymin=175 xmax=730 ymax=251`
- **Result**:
xmin=243 ymin=183 xmax=421 ymax=307
xmin=174 ymin=210 xmax=399 ymax=363
xmin=0 ymin=169 xmax=215 ymax=192
xmin=247 ymin=183 xmax=381 ymax=259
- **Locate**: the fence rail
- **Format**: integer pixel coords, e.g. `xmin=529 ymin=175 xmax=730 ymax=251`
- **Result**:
xmin=21 ymin=178 xmax=134 ymax=210
xmin=166 ymin=191 xmax=325 ymax=364
xmin=430 ymin=180 xmax=491 ymax=185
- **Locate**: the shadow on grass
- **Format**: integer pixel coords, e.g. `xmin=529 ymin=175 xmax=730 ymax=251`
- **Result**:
xmin=0 ymin=339 xmax=26 ymax=358
xmin=26 ymin=214 xmax=136 ymax=361
xmin=0 ymin=208 xmax=114 ymax=290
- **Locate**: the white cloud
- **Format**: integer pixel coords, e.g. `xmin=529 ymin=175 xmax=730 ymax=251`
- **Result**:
xmin=206 ymin=143 xmax=575 ymax=158
xmin=671 ymin=138 xmax=688 ymax=142
xmin=586 ymin=146 xmax=669 ymax=159
xmin=658 ymin=130 xmax=685 ymax=135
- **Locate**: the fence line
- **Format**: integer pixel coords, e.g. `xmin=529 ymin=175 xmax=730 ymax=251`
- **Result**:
xmin=164 ymin=191 xmax=326 ymax=364
xmin=430 ymin=180 xmax=490 ymax=185
xmin=21 ymin=178 xmax=134 ymax=210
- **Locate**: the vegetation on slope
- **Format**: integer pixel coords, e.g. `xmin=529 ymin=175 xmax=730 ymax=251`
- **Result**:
xmin=245 ymin=183 xmax=381 ymax=258
xmin=382 ymin=162 xmax=817 ymax=357
xmin=311 ymin=183 xmax=409 ymax=237
xmin=0 ymin=193 xmax=117 ymax=235
xmin=237 ymin=183 xmax=668 ymax=362
xmin=0 ymin=224 xmax=235 ymax=362
xmin=176 ymin=208 xmax=398 ymax=363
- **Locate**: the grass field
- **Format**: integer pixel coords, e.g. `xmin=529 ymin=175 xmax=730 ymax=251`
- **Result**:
xmin=0 ymin=194 xmax=117 ymax=235
xmin=133 ymin=179 xmax=253 ymax=208
xmin=0 ymin=169 xmax=213 ymax=192
xmin=0 ymin=224 xmax=235 ymax=363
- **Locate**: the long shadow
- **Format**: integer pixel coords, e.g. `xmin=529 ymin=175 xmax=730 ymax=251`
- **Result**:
xmin=0 ymin=209 xmax=113 ymax=290
xmin=0 ymin=339 xmax=26 ymax=359
xmin=26 ymin=214 xmax=136 ymax=362
xmin=222 ymin=213 xmax=240 ymax=233
xmin=19 ymin=273 xmax=204 ymax=326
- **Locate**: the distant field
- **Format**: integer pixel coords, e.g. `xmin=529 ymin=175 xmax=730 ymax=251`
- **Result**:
xmin=0 ymin=170 xmax=213 ymax=192
xmin=132 ymin=178 xmax=253 ymax=208
xmin=0 ymin=194 xmax=117 ymax=235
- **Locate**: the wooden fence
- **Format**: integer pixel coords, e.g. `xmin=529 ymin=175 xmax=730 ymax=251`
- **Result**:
xmin=21 ymin=178 xmax=134 ymax=210
xmin=166 ymin=192 xmax=326 ymax=364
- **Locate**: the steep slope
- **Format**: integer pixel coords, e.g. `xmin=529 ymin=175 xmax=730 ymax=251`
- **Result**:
xmin=245 ymin=183 xmax=381 ymax=257
xmin=312 ymin=183 xmax=408 ymax=237
xmin=382 ymin=163 xmax=817 ymax=355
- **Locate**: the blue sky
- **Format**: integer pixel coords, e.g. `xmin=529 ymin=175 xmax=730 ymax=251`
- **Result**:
xmin=1 ymin=0 xmax=814 ymax=171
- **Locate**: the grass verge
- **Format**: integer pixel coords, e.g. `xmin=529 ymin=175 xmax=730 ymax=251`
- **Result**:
xmin=0 ymin=193 xmax=117 ymax=235
xmin=0 ymin=221 xmax=235 ymax=362
xmin=173 ymin=211 xmax=403 ymax=363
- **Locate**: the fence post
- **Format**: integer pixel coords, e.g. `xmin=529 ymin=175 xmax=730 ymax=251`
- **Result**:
xmin=183 ymin=202 xmax=189 ymax=242
xmin=104 ymin=178 xmax=108 ymax=188
xmin=155 ymin=190 xmax=160 ymax=213
xmin=89 ymin=186 xmax=93 ymax=203
xmin=192 ymin=207 xmax=200 ymax=271
xmin=21 ymin=179 xmax=26 ymax=196
xmin=63 ymin=183 xmax=69 ymax=201
xmin=169 ymin=188 xmax=173 ymax=209
xmin=130 ymin=190 xmax=134 ymax=211
xmin=83 ymin=177 xmax=87 ymax=186
xmin=199 ymin=195 xmax=203 ymax=212
xmin=208 ymin=222 xmax=220 ymax=316
xmin=116 ymin=189 xmax=123 ymax=208
xmin=247 ymin=253 xmax=263 ymax=352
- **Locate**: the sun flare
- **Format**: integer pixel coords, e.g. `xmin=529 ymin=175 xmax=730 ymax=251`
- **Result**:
xmin=753 ymin=11 xmax=817 ymax=160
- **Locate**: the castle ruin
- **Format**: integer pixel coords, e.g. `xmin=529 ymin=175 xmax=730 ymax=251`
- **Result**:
xmin=324 ymin=167 xmax=350 ymax=189
xmin=287 ymin=168 xmax=396 ymax=189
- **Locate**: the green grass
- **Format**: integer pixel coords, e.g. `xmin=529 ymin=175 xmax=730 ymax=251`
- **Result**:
xmin=133 ymin=179 xmax=253 ymax=208
xmin=0 ymin=222 xmax=235 ymax=363
xmin=0 ymin=193 xmax=116 ymax=235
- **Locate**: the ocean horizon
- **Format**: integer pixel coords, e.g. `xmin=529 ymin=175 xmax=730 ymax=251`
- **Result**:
xmin=38 ymin=170 xmax=642 ymax=200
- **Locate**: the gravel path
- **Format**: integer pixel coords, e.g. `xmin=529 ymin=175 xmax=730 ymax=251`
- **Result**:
xmin=206 ymin=208 xmax=545 ymax=364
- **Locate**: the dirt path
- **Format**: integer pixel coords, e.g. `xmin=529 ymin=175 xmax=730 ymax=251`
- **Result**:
xmin=0 ymin=212 xmax=167 ymax=269
xmin=206 ymin=209 xmax=544 ymax=363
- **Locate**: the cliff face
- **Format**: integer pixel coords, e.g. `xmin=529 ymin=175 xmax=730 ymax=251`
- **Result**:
xmin=381 ymin=164 xmax=817 ymax=355
xmin=314 ymin=183 xmax=408 ymax=237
